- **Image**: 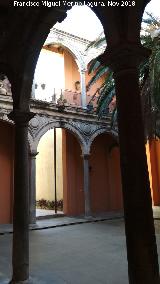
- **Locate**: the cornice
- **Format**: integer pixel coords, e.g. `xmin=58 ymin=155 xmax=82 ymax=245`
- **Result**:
xmin=49 ymin=27 xmax=92 ymax=45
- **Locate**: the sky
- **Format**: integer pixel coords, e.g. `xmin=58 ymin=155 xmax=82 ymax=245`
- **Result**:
xmin=35 ymin=0 xmax=160 ymax=97
xmin=54 ymin=5 xmax=103 ymax=41
xmin=54 ymin=0 xmax=160 ymax=41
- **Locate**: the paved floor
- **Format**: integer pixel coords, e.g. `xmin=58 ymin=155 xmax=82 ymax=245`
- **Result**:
xmin=0 ymin=219 xmax=127 ymax=284
xmin=36 ymin=209 xmax=64 ymax=219
xmin=0 ymin=211 xmax=123 ymax=234
xmin=1 ymin=217 xmax=160 ymax=284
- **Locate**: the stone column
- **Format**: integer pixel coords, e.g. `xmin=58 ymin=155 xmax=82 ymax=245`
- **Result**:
xmin=29 ymin=150 xmax=39 ymax=224
xmin=103 ymin=45 xmax=160 ymax=284
xmin=8 ymin=110 xmax=34 ymax=283
xmin=82 ymin=154 xmax=91 ymax=217
xmin=80 ymin=69 xmax=87 ymax=108
xmin=31 ymin=77 xmax=35 ymax=99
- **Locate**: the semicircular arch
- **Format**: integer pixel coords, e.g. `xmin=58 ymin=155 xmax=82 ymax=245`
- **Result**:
xmin=44 ymin=39 xmax=86 ymax=71
xmin=89 ymin=127 xmax=118 ymax=150
xmin=29 ymin=120 xmax=88 ymax=154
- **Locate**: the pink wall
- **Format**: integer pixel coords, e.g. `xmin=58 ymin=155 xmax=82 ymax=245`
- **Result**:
xmin=148 ymin=139 xmax=160 ymax=205
xmin=63 ymin=130 xmax=123 ymax=216
xmin=64 ymin=50 xmax=80 ymax=91
xmin=62 ymin=130 xmax=84 ymax=216
xmin=90 ymin=134 xmax=123 ymax=214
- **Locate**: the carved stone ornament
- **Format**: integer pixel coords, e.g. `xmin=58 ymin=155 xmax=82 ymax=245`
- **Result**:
xmin=0 ymin=80 xmax=7 ymax=95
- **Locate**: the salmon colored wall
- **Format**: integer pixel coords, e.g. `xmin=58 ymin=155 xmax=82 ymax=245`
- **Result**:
xmin=62 ymin=130 xmax=84 ymax=216
xmin=146 ymin=142 xmax=154 ymax=201
xmin=64 ymin=50 xmax=104 ymax=99
xmin=146 ymin=139 xmax=160 ymax=205
xmin=64 ymin=50 xmax=80 ymax=91
xmin=0 ymin=121 xmax=14 ymax=224
xmin=90 ymin=134 xmax=123 ymax=214
xmin=63 ymin=131 xmax=123 ymax=216
xmin=43 ymin=46 xmax=104 ymax=104
xmin=62 ymin=129 xmax=67 ymax=214
xmin=86 ymin=71 xmax=105 ymax=99
xmin=108 ymin=146 xmax=123 ymax=210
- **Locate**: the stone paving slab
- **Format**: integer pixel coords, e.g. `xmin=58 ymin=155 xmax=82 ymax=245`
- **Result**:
xmin=0 ymin=211 xmax=123 ymax=235
xmin=1 ymin=218 xmax=160 ymax=283
xmin=153 ymin=206 xmax=160 ymax=219
xmin=1 ymin=207 xmax=159 ymax=235
xmin=36 ymin=209 xmax=64 ymax=220
xmin=0 ymin=219 xmax=129 ymax=284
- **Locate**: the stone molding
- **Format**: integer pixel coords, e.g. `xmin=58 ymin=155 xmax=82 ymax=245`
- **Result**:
xmin=8 ymin=110 xmax=35 ymax=126
xmin=28 ymin=114 xmax=118 ymax=155
xmin=45 ymin=27 xmax=106 ymax=71
xmin=0 ymin=94 xmax=118 ymax=155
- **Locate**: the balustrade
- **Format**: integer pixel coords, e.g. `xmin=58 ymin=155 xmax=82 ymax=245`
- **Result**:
xmin=33 ymin=86 xmax=99 ymax=110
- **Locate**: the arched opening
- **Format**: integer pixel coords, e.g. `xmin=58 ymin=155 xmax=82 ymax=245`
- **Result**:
xmin=2 ymin=3 xmax=160 ymax=284
xmin=32 ymin=5 xmax=105 ymax=109
xmin=30 ymin=5 xmax=109 ymax=220
xmin=33 ymin=45 xmax=66 ymax=102
xmin=0 ymin=120 xmax=14 ymax=224
xmin=33 ymin=43 xmax=83 ymax=105
xmin=35 ymin=127 xmax=84 ymax=218
xmin=54 ymin=5 xmax=104 ymax=40
xmin=90 ymin=133 xmax=123 ymax=215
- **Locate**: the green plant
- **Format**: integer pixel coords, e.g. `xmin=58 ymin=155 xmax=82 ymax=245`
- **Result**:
xmin=86 ymin=13 xmax=160 ymax=138
xmin=36 ymin=199 xmax=63 ymax=211
xmin=36 ymin=199 xmax=48 ymax=209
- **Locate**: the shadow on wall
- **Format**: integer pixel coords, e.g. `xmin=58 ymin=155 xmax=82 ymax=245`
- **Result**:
xmin=62 ymin=129 xmax=84 ymax=216
xmin=63 ymin=131 xmax=123 ymax=216
xmin=0 ymin=121 xmax=14 ymax=224
xmin=90 ymin=133 xmax=123 ymax=214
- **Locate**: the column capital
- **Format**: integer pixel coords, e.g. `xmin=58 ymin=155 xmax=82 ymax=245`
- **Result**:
xmin=8 ymin=110 xmax=35 ymax=125
xmin=99 ymin=44 xmax=151 ymax=73
xmin=81 ymin=153 xmax=90 ymax=159
xmin=79 ymin=68 xmax=87 ymax=74
xmin=29 ymin=151 xmax=39 ymax=158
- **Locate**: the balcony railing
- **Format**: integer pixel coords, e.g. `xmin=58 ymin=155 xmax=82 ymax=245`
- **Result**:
xmin=33 ymin=88 xmax=99 ymax=111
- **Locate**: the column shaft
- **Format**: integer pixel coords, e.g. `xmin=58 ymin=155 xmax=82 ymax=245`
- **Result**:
xmin=83 ymin=155 xmax=91 ymax=217
xmin=114 ymin=68 xmax=160 ymax=284
xmin=8 ymin=111 xmax=34 ymax=283
xmin=80 ymin=70 xmax=87 ymax=108
xmin=31 ymin=77 xmax=35 ymax=99
xmin=29 ymin=151 xmax=38 ymax=224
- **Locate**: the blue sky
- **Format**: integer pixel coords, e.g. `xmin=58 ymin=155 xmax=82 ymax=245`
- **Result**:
xmin=54 ymin=0 xmax=160 ymax=40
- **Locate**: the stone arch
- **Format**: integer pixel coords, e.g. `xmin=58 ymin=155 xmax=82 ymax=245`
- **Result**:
xmin=89 ymin=126 xmax=123 ymax=215
xmin=85 ymin=45 xmax=106 ymax=68
xmin=29 ymin=120 xmax=88 ymax=154
xmin=44 ymin=39 xmax=86 ymax=71
xmin=28 ymin=132 xmax=34 ymax=153
xmin=88 ymin=127 xmax=118 ymax=152
xmin=9 ymin=5 xmax=106 ymax=107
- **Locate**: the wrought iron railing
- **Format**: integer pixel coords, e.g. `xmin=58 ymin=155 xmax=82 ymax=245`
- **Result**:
xmin=33 ymin=87 xmax=99 ymax=111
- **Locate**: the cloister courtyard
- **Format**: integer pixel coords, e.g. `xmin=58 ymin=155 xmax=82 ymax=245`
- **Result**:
xmin=1 ymin=217 xmax=160 ymax=284
xmin=0 ymin=1 xmax=160 ymax=283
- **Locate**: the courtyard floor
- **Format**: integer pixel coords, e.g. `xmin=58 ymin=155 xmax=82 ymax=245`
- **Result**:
xmin=1 ymin=217 xmax=160 ymax=284
xmin=36 ymin=209 xmax=64 ymax=219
